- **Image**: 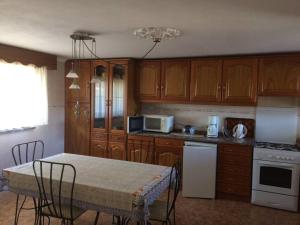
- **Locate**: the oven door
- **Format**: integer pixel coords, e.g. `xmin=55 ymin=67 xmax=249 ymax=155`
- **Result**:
xmin=252 ymin=160 xmax=300 ymax=196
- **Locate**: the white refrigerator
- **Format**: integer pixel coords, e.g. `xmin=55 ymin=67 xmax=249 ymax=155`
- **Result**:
xmin=182 ymin=141 xmax=217 ymax=198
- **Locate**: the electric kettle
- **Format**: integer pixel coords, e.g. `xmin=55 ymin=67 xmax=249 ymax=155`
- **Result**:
xmin=232 ymin=123 xmax=247 ymax=139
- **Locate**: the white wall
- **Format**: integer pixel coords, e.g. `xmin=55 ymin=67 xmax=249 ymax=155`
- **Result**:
xmin=0 ymin=60 xmax=65 ymax=172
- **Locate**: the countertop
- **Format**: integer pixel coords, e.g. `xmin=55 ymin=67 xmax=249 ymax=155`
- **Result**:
xmin=128 ymin=131 xmax=255 ymax=146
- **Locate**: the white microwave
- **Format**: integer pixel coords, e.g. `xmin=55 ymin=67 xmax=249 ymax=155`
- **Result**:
xmin=143 ymin=115 xmax=174 ymax=133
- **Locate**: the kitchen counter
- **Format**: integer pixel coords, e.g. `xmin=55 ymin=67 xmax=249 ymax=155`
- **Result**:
xmin=128 ymin=131 xmax=255 ymax=146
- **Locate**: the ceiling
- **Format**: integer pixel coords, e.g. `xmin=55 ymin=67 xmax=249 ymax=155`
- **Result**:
xmin=1 ymin=0 xmax=300 ymax=59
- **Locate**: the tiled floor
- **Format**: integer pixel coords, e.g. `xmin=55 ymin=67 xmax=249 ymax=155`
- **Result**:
xmin=1 ymin=191 xmax=300 ymax=225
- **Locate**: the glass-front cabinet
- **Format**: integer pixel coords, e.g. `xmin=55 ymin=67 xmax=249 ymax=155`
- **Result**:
xmin=110 ymin=64 xmax=126 ymax=131
xmin=91 ymin=61 xmax=109 ymax=133
xmin=91 ymin=60 xmax=133 ymax=160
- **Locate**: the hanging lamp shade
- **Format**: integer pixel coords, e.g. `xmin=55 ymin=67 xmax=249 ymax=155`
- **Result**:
xmin=66 ymin=62 xmax=79 ymax=79
xmin=66 ymin=70 xmax=79 ymax=79
xmin=69 ymin=80 xmax=80 ymax=89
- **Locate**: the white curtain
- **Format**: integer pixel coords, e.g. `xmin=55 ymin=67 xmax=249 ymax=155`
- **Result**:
xmin=0 ymin=60 xmax=48 ymax=130
xmin=94 ymin=81 xmax=105 ymax=118
xmin=112 ymin=78 xmax=124 ymax=117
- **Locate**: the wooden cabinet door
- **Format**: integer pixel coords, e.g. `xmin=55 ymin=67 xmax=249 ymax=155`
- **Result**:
xmin=65 ymin=60 xmax=91 ymax=103
xmin=161 ymin=60 xmax=190 ymax=102
xmin=91 ymin=60 xmax=109 ymax=136
xmin=259 ymin=56 xmax=300 ymax=96
xmin=65 ymin=102 xmax=90 ymax=156
xmin=155 ymin=138 xmax=183 ymax=167
xmin=127 ymin=136 xmax=154 ymax=164
xmin=217 ymin=144 xmax=252 ymax=200
xmin=109 ymin=62 xmax=128 ymax=133
xmin=222 ymin=58 xmax=258 ymax=105
xmin=138 ymin=61 xmax=161 ymax=100
xmin=190 ymin=59 xmax=222 ymax=103
xmin=155 ymin=147 xmax=182 ymax=167
xmin=90 ymin=140 xmax=108 ymax=158
xmin=108 ymin=142 xmax=126 ymax=160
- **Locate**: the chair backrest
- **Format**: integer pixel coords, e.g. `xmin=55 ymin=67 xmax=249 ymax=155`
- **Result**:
xmin=33 ymin=160 xmax=77 ymax=220
xmin=11 ymin=140 xmax=44 ymax=165
xmin=128 ymin=139 xmax=154 ymax=164
xmin=166 ymin=160 xmax=181 ymax=217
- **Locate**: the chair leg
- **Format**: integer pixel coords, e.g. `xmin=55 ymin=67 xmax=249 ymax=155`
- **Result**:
xmin=14 ymin=194 xmax=27 ymax=225
xmin=14 ymin=194 xmax=20 ymax=225
xmin=173 ymin=207 xmax=176 ymax=225
xmin=94 ymin=212 xmax=100 ymax=225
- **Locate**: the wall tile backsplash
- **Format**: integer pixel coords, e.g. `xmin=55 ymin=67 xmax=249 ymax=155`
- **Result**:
xmin=141 ymin=97 xmax=300 ymax=138
xmin=142 ymin=103 xmax=256 ymax=131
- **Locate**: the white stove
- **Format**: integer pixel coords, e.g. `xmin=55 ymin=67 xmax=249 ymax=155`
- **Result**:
xmin=252 ymin=107 xmax=300 ymax=212
xmin=252 ymin=143 xmax=300 ymax=211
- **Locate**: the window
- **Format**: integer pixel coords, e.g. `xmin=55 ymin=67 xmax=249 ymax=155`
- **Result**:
xmin=0 ymin=60 xmax=48 ymax=131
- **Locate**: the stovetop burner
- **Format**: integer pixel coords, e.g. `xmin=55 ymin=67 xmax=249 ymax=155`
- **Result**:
xmin=255 ymin=142 xmax=299 ymax=152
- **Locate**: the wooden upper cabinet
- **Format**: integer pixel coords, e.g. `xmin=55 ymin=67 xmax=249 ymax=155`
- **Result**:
xmin=222 ymin=58 xmax=258 ymax=105
xmin=161 ymin=60 xmax=190 ymax=102
xmin=138 ymin=61 xmax=161 ymax=100
xmin=259 ymin=56 xmax=300 ymax=96
xmin=65 ymin=60 xmax=91 ymax=103
xmin=190 ymin=59 xmax=222 ymax=103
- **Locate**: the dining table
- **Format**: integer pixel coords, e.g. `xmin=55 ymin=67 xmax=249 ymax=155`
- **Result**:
xmin=2 ymin=153 xmax=172 ymax=224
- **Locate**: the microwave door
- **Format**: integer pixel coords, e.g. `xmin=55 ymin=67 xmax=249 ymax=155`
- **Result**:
xmin=127 ymin=116 xmax=143 ymax=133
xmin=144 ymin=117 xmax=161 ymax=131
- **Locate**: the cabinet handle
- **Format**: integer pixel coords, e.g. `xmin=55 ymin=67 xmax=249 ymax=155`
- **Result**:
xmin=108 ymin=100 xmax=112 ymax=106
xmin=105 ymin=99 xmax=109 ymax=106
xmin=161 ymin=84 xmax=165 ymax=90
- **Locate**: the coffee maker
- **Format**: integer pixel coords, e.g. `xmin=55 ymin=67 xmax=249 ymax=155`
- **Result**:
xmin=207 ymin=116 xmax=219 ymax=138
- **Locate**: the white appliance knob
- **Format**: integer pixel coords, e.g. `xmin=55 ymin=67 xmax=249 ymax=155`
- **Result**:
xmin=276 ymin=156 xmax=280 ymax=159
xmin=268 ymin=154 xmax=272 ymax=158
xmin=290 ymin=157 xmax=295 ymax=161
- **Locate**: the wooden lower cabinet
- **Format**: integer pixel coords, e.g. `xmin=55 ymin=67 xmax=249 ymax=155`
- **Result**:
xmin=65 ymin=102 xmax=90 ymax=156
xmin=155 ymin=138 xmax=183 ymax=167
xmin=109 ymin=142 xmax=126 ymax=160
xmin=90 ymin=140 xmax=108 ymax=158
xmin=216 ymin=144 xmax=253 ymax=201
xmin=127 ymin=135 xmax=155 ymax=164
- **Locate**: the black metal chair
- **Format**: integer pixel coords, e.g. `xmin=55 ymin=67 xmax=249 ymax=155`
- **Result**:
xmin=11 ymin=140 xmax=45 ymax=225
xmin=148 ymin=160 xmax=182 ymax=225
xmin=33 ymin=160 xmax=100 ymax=225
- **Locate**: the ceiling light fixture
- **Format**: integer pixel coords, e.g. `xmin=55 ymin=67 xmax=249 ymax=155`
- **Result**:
xmin=66 ymin=27 xmax=181 ymax=89
xmin=133 ymin=27 xmax=181 ymax=43
xmin=66 ymin=31 xmax=98 ymax=89
xmin=133 ymin=27 xmax=181 ymax=58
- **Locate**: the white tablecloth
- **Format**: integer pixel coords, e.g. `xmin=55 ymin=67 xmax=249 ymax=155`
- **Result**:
xmin=3 ymin=153 xmax=171 ymax=221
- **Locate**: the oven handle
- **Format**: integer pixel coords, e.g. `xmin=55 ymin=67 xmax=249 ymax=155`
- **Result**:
xmin=258 ymin=161 xmax=296 ymax=169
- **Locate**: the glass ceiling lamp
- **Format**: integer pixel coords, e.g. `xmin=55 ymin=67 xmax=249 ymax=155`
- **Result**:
xmin=67 ymin=31 xmax=97 ymax=89
xmin=133 ymin=27 xmax=181 ymax=43
xmin=133 ymin=27 xmax=181 ymax=58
